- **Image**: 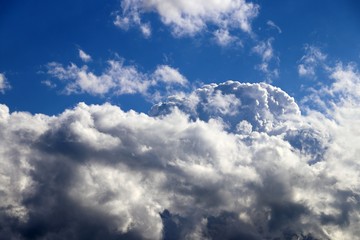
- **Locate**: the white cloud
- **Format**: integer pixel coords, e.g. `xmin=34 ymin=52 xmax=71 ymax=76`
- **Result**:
xmin=47 ymin=56 xmax=187 ymax=98
xmin=106 ymin=60 xmax=151 ymax=95
xmin=41 ymin=79 xmax=57 ymax=88
xmin=298 ymin=63 xmax=310 ymax=76
xmin=252 ymin=39 xmax=279 ymax=80
xmin=140 ymin=23 xmax=152 ymax=38
xmin=152 ymin=65 xmax=188 ymax=86
xmin=329 ymin=63 xmax=360 ymax=100
xmin=298 ymin=45 xmax=327 ymax=78
xmin=252 ymin=39 xmax=274 ymax=63
xmin=266 ymin=20 xmax=282 ymax=34
xmin=255 ymin=62 xmax=279 ymax=80
xmin=115 ymin=0 xmax=259 ymax=44
xmin=151 ymin=81 xmax=300 ymax=133
xmin=298 ymin=63 xmax=360 ymax=238
xmin=47 ymin=62 xmax=116 ymax=95
xmin=78 ymin=49 xmax=92 ymax=62
xmin=114 ymin=15 xmax=131 ymax=30
xmin=114 ymin=10 xmax=152 ymax=38
xmin=213 ymin=29 xmax=238 ymax=46
xmin=3 ymin=69 xmax=360 ymax=238
xmin=0 ymin=73 xmax=11 ymax=93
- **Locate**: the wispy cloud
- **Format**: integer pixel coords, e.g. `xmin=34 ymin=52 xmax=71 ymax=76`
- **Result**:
xmin=298 ymin=45 xmax=327 ymax=78
xmin=267 ymin=20 xmax=282 ymax=34
xmin=78 ymin=49 xmax=92 ymax=63
xmin=213 ymin=29 xmax=238 ymax=46
xmin=150 ymin=81 xmax=300 ymax=133
xmin=46 ymin=54 xmax=188 ymax=100
xmin=41 ymin=79 xmax=57 ymax=88
xmin=252 ymin=39 xmax=274 ymax=62
xmin=252 ymin=38 xmax=279 ymax=81
xmin=0 ymin=73 xmax=11 ymax=93
xmin=153 ymin=65 xmax=188 ymax=86
xmin=114 ymin=0 xmax=259 ymax=45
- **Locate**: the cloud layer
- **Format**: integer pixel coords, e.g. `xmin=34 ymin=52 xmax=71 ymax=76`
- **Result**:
xmin=2 ymin=64 xmax=360 ymax=239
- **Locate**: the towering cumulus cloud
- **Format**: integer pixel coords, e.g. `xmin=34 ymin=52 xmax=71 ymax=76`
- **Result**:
xmin=150 ymin=81 xmax=300 ymax=133
xmin=1 ymin=68 xmax=360 ymax=239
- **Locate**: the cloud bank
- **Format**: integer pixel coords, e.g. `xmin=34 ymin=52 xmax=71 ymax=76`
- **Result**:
xmin=2 ymin=64 xmax=360 ymax=239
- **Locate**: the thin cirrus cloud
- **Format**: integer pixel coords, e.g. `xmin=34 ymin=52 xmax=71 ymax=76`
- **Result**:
xmin=213 ymin=28 xmax=239 ymax=46
xmin=252 ymin=38 xmax=279 ymax=81
xmin=298 ymin=45 xmax=327 ymax=78
xmin=266 ymin=20 xmax=282 ymax=34
xmin=114 ymin=0 xmax=259 ymax=43
xmin=45 ymin=53 xmax=188 ymax=99
xmin=78 ymin=49 xmax=92 ymax=63
xmin=0 ymin=73 xmax=11 ymax=93
xmin=1 ymin=62 xmax=360 ymax=239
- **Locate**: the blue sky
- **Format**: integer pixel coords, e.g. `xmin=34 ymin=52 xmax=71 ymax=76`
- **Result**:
xmin=1 ymin=0 xmax=360 ymax=114
xmin=2 ymin=1 xmax=360 ymax=239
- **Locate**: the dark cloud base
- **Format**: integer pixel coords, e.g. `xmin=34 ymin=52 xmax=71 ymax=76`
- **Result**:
xmin=1 ymin=79 xmax=360 ymax=239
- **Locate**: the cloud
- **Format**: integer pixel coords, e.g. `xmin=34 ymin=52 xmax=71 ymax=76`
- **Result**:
xmin=2 ymin=64 xmax=360 ymax=239
xmin=213 ymin=29 xmax=238 ymax=46
xmin=78 ymin=49 xmax=92 ymax=62
xmin=153 ymin=65 xmax=188 ymax=86
xmin=47 ymin=62 xmax=116 ymax=95
xmin=299 ymin=63 xmax=360 ymax=239
xmin=150 ymin=81 xmax=300 ymax=134
xmin=267 ymin=20 xmax=282 ymax=34
xmin=139 ymin=23 xmax=152 ymax=38
xmin=298 ymin=45 xmax=327 ymax=78
xmin=46 ymin=56 xmax=188 ymax=99
xmin=0 ymin=73 xmax=11 ymax=93
xmin=115 ymin=0 xmax=259 ymax=44
xmin=329 ymin=63 xmax=360 ymax=101
xmin=252 ymin=39 xmax=279 ymax=81
xmin=252 ymin=39 xmax=274 ymax=62
xmin=41 ymin=79 xmax=57 ymax=88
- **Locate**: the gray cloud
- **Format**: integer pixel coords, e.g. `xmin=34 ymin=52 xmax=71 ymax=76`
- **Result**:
xmin=1 ymin=68 xmax=360 ymax=239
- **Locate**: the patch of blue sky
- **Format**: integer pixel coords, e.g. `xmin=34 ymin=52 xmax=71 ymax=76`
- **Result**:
xmin=0 ymin=0 xmax=359 ymax=115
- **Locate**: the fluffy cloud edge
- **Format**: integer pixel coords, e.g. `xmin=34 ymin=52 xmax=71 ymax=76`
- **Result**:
xmin=114 ymin=0 xmax=259 ymax=45
xmin=0 ymin=73 xmax=11 ymax=93
xmin=45 ymin=55 xmax=188 ymax=99
xmin=2 ymin=68 xmax=360 ymax=238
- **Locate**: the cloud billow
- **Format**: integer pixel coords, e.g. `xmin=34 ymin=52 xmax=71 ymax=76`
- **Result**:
xmin=115 ymin=0 xmax=259 ymax=43
xmin=1 ymin=66 xmax=360 ymax=239
xmin=46 ymin=57 xmax=188 ymax=100
xmin=150 ymin=80 xmax=300 ymax=134
xmin=0 ymin=73 xmax=11 ymax=93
